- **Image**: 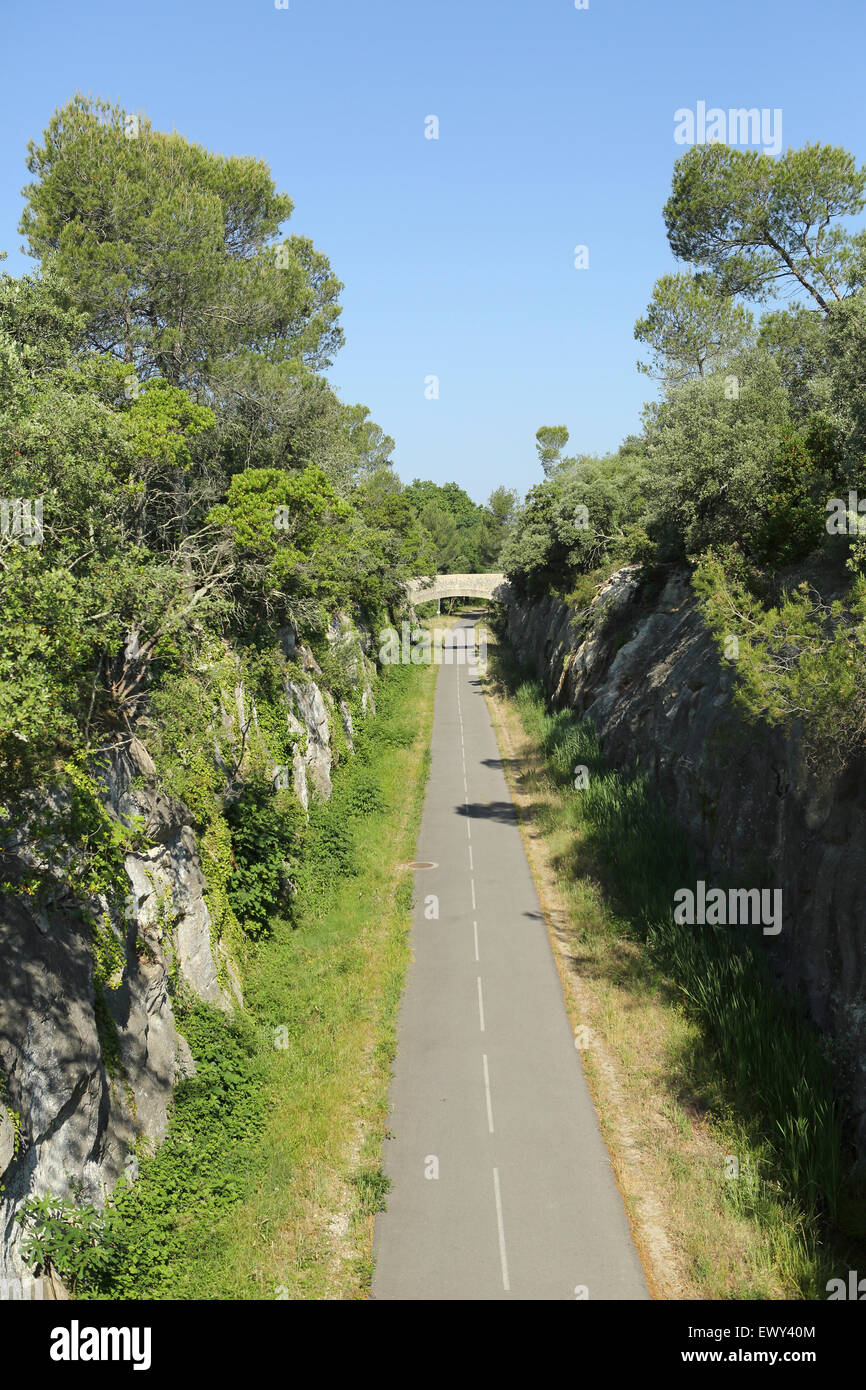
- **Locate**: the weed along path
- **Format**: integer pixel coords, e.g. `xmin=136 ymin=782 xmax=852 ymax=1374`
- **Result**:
xmin=373 ymin=613 xmax=648 ymax=1300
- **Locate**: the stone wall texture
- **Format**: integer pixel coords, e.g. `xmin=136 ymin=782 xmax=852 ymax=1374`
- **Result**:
xmin=506 ymin=565 xmax=866 ymax=1155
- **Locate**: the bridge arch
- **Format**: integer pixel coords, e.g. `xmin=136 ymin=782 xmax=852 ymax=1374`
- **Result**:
xmin=406 ymin=572 xmax=513 ymax=605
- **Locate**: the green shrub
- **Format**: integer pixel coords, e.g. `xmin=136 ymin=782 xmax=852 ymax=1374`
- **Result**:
xmin=16 ymin=1195 xmax=113 ymax=1293
xmin=693 ymin=550 xmax=866 ymax=765
xmin=303 ymin=800 xmax=357 ymax=886
xmin=752 ymin=429 xmax=831 ymax=565
xmin=225 ymin=780 xmax=304 ymax=937
xmin=346 ymin=769 xmax=385 ymax=816
xmin=501 ymin=449 xmax=651 ymax=600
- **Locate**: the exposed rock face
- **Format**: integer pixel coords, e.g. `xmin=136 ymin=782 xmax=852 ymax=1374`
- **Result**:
xmin=339 ymin=701 xmax=355 ymax=754
xmin=289 ymin=679 xmax=333 ymax=801
xmin=0 ymin=606 xmax=379 ymax=1283
xmin=0 ymin=741 xmax=232 ymax=1282
xmin=282 ymin=615 xmax=377 ymax=809
xmin=0 ymin=1108 xmax=14 ymax=1177
xmin=506 ymin=566 xmax=866 ymax=1154
xmin=0 ymin=891 xmax=127 ymax=1283
xmin=327 ymin=612 xmax=376 ymax=698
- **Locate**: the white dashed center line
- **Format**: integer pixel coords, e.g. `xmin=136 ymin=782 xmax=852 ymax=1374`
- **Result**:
xmin=492 ymin=1168 xmax=510 ymax=1292
xmin=482 ymin=1053 xmax=495 ymax=1133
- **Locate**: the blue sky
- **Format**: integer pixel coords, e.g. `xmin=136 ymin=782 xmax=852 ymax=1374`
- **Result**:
xmin=2 ymin=0 xmax=864 ymax=502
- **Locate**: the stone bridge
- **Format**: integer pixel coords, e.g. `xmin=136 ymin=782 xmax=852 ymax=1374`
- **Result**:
xmin=406 ymin=572 xmax=513 ymax=606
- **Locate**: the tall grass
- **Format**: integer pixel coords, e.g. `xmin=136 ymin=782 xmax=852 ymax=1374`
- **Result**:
xmin=506 ymin=661 xmax=845 ymax=1232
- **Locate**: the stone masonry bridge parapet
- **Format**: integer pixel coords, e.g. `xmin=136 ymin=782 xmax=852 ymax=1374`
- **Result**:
xmin=406 ymin=573 xmax=513 ymax=605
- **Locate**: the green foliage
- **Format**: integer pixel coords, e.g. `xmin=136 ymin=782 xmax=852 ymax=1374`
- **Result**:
xmin=145 ymin=670 xmax=226 ymax=822
xmin=310 ymin=642 xmax=353 ymax=704
xmin=752 ymin=429 xmax=831 ymax=565
xmin=0 ymin=101 xmax=427 ymax=827
xmin=225 ymin=780 xmax=304 ymax=938
xmin=0 ymin=551 xmax=102 ymax=788
xmin=294 ymin=664 xmax=415 ymax=899
xmin=302 ymin=799 xmax=357 ymax=889
xmin=197 ymin=813 xmax=241 ymax=952
xmin=757 ymin=305 xmax=833 ymax=423
xmin=350 ymin=1165 xmax=391 ymax=1216
xmin=535 ymin=425 xmax=571 ymax=476
xmin=826 ymin=291 xmax=866 ymax=482
xmin=210 ymin=466 xmax=348 ymax=573
xmin=502 ymin=447 xmax=651 ymax=599
xmin=20 ymin=94 xmax=342 ymax=386
xmin=208 ymin=463 xmax=421 ymax=622
xmin=345 ymin=769 xmax=386 ymax=816
xmin=642 ymin=348 xmax=793 ymax=560
xmin=88 ymin=1002 xmax=265 ymax=1300
xmin=16 ymin=1195 xmax=113 ymax=1292
xmin=693 ymin=551 xmax=866 ymax=764
xmin=403 ymin=477 xmax=516 ymax=573
xmin=664 ymin=142 xmax=866 ymax=310
xmin=635 ymin=270 xmax=755 ymax=385
xmin=7 ymin=91 xmax=426 ymax=658
xmin=121 ymin=378 xmax=214 ymax=471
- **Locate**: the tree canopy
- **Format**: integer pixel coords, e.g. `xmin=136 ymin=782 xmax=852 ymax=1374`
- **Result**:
xmin=506 ymin=140 xmax=866 ymax=603
xmin=663 ymin=143 xmax=866 ymax=310
xmin=0 ymin=99 xmax=429 ymax=798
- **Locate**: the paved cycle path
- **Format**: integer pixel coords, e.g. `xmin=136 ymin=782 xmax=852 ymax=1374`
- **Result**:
xmin=373 ymin=615 xmax=648 ymax=1300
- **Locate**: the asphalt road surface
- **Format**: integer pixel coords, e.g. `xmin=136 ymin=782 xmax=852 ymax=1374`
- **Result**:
xmin=372 ymin=614 xmax=649 ymax=1301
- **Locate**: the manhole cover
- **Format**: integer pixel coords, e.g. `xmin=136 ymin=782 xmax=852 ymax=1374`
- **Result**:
xmin=398 ymin=861 xmax=438 ymax=870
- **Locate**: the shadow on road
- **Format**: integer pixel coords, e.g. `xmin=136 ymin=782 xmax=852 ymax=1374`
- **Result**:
xmin=456 ymin=800 xmax=518 ymax=824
